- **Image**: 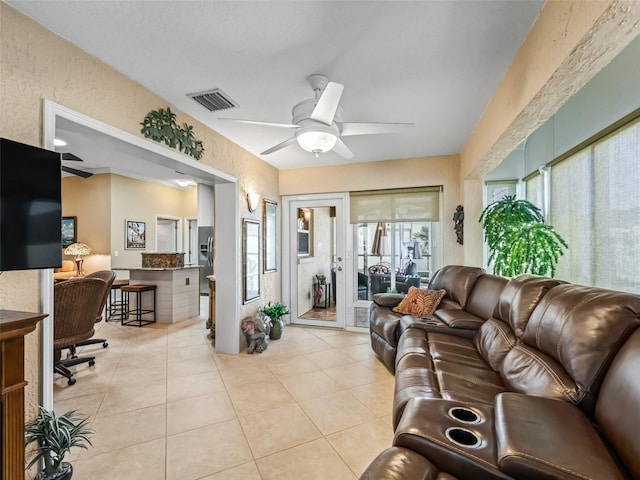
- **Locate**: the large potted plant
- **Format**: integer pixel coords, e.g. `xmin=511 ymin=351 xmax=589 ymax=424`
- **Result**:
xmin=260 ymin=301 xmax=290 ymax=340
xmin=480 ymin=195 xmax=568 ymax=277
xmin=25 ymin=408 xmax=93 ymax=480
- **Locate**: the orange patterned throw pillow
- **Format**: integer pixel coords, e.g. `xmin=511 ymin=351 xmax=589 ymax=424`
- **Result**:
xmin=393 ymin=287 xmax=446 ymax=316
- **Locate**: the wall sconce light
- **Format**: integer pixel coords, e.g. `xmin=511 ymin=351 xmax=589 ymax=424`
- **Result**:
xmin=63 ymin=242 xmax=92 ymax=276
xmin=247 ymin=192 xmax=260 ymax=212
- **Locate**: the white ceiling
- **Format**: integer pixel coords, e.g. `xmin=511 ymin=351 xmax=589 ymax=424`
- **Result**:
xmin=8 ymin=0 xmax=544 ymax=170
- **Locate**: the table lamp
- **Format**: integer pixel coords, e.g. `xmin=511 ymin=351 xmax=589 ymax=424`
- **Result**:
xmin=64 ymin=242 xmax=92 ymax=276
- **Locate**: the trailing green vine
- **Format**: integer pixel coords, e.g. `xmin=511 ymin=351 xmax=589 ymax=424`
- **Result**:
xmin=480 ymin=195 xmax=568 ymax=277
xmin=140 ymin=107 xmax=205 ymax=160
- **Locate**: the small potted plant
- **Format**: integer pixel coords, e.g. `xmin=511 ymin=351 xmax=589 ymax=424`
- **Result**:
xmin=25 ymin=407 xmax=94 ymax=480
xmin=260 ymin=301 xmax=290 ymax=340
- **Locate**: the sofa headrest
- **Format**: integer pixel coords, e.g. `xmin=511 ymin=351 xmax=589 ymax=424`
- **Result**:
xmin=522 ymin=284 xmax=640 ymax=413
xmin=595 ymin=329 xmax=640 ymax=479
xmin=428 ymin=265 xmax=484 ymax=309
xmin=497 ymin=275 xmax=565 ymax=338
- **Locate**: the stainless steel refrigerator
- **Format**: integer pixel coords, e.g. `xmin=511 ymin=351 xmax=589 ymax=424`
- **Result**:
xmin=198 ymin=226 xmax=214 ymax=295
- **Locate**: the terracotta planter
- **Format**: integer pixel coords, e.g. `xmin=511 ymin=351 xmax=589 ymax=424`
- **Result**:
xmin=269 ymin=319 xmax=284 ymax=340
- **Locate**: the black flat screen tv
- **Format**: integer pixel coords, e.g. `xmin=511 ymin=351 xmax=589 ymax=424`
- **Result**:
xmin=0 ymin=138 xmax=62 ymax=271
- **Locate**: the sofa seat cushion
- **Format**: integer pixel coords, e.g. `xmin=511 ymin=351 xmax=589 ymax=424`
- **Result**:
xmin=433 ymin=309 xmax=484 ymax=330
xmin=428 ymin=334 xmax=489 ymax=369
xmin=433 ymin=359 xmax=506 ymax=404
xmin=393 ymin=330 xmax=506 ymax=427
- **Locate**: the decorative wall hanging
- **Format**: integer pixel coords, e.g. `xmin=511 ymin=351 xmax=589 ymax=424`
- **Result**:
xmin=61 ymin=216 xmax=77 ymax=248
xmin=125 ymin=220 xmax=146 ymax=249
xmin=243 ymin=219 xmax=260 ymax=303
xmin=453 ymin=205 xmax=464 ymax=245
xmin=263 ymin=199 xmax=277 ymax=273
xmin=140 ymin=107 xmax=205 ymax=160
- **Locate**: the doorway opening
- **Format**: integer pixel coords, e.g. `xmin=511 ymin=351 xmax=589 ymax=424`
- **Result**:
xmin=156 ymin=215 xmax=181 ymax=252
xmin=283 ymin=193 xmax=350 ymax=329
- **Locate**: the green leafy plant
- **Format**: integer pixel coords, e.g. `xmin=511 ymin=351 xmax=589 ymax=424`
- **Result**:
xmin=140 ymin=107 xmax=205 ymax=160
xmin=25 ymin=408 xmax=93 ymax=477
xmin=480 ymin=195 xmax=568 ymax=277
xmin=260 ymin=301 xmax=290 ymax=324
xmin=412 ymin=225 xmax=430 ymax=249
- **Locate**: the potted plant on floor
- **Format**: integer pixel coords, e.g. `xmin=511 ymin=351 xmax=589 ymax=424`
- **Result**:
xmin=260 ymin=301 xmax=290 ymax=340
xmin=480 ymin=195 xmax=568 ymax=277
xmin=25 ymin=407 xmax=94 ymax=480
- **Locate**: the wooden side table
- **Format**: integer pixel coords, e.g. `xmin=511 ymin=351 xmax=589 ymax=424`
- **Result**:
xmin=0 ymin=310 xmax=47 ymax=480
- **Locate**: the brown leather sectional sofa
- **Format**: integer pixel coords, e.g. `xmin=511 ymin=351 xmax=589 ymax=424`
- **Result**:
xmin=363 ymin=265 xmax=640 ymax=479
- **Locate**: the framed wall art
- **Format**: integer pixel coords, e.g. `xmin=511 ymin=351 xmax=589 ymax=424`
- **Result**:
xmin=61 ymin=216 xmax=77 ymax=248
xmin=125 ymin=220 xmax=146 ymax=249
xmin=243 ymin=218 xmax=260 ymax=303
xmin=263 ymin=199 xmax=277 ymax=273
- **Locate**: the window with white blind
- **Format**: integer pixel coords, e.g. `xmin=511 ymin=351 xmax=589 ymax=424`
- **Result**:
xmin=550 ymin=117 xmax=640 ymax=292
xmin=349 ymin=187 xmax=442 ymax=301
xmin=485 ymin=181 xmax=517 ymax=204
xmin=525 ymin=174 xmax=543 ymax=210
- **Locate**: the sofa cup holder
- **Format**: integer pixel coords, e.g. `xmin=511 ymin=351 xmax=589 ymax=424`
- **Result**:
xmin=420 ymin=318 xmax=441 ymax=326
xmin=448 ymin=407 xmax=482 ymax=424
xmin=445 ymin=427 xmax=482 ymax=449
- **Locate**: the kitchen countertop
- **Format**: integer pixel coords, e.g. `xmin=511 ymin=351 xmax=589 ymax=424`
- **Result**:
xmin=114 ymin=265 xmax=201 ymax=271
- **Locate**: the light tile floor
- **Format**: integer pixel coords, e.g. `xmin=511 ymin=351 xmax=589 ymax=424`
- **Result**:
xmin=46 ymin=303 xmax=394 ymax=480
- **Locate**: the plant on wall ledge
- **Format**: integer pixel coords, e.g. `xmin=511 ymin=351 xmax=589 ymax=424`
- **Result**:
xmin=480 ymin=195 xmax=568 ymax=278
xmin=140 ymin=107 xmax=205 ymax=160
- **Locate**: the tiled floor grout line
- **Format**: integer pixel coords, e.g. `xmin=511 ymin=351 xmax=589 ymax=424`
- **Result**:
xmin=52 ymin=311 xmax=391 ymax=480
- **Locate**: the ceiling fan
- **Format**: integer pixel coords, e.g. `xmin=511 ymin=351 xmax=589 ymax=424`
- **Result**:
xmin=60 ymin=152 xmax=93 ymax=178
xmin=219 ymin=74 xmax=415 ymax=159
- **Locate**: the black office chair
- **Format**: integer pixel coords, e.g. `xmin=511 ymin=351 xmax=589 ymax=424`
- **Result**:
xmin=54 ymin=277 xmax=107 ymax=385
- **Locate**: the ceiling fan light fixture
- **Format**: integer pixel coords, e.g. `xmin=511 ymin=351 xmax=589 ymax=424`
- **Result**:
xmin=296 ymin=128 xmax=337 ymax=155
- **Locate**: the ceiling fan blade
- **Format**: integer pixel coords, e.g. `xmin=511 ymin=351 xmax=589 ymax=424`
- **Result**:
xmin=341 ymin=122 xmax=415 ymax=137
xmin=332 ymin=138 xmax=354 ymax=159
xmin=61 ymin=165 xmax=93 ymax=178
xmin=218 ymin=118 xmax=298 ymax=129
xmin=310 ymin=82 xmax=344 ymax=125
xmin=261 ymin=137 xmax=298 ymax=155
xmin=61 ymin=152 xmax=84 ymax=162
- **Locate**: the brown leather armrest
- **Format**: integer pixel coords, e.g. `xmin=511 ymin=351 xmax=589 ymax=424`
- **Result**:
xmin=359 ymin=447 xmax=442 ymax=480
xmin=495 ymin=392 xmax=625 ymax=480
xmin=394 ymin=398 xmax=510 ymax=479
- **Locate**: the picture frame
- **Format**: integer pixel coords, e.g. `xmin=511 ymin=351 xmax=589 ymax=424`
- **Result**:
xmin=243 ymin=218 xmax=260 ymax=303
xmin=297 ymin=208 xmax=313 ymax=256
xmin=263 ymin=199 xmax=277 ymax=273
xmin=61 ymin=216 xmax=77 ymax=248
xmin=125 ymin=220 xmax=146 ymax=249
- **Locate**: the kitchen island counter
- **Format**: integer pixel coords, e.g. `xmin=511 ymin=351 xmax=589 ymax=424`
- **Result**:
xmin=115 ymin=266 xmax=200 ymax=323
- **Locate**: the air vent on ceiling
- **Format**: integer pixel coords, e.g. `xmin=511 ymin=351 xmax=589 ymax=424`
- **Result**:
xmin=187 ymin=88 xmax=238 ymax=112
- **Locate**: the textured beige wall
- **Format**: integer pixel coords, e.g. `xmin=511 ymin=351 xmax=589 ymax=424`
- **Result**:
xmin=279 ymin=155 xmax=463 ymax=267
xmin=109 ymin=175 xmax=197 ymax=269
xmin=0 ymin=4 xmax=279 ymax=414
xmin=62 ymin=174 xmax=111 ymax=274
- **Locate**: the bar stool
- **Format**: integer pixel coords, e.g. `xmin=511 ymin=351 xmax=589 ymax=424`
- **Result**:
xmin=121 ymin=284 xmax=157 ymax=327
xmin=108 ymin=279 xmax=129 ymax=321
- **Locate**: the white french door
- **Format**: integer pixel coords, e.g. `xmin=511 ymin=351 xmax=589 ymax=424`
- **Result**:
xmin=282 ymin=193 xmax=350 ymax=328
